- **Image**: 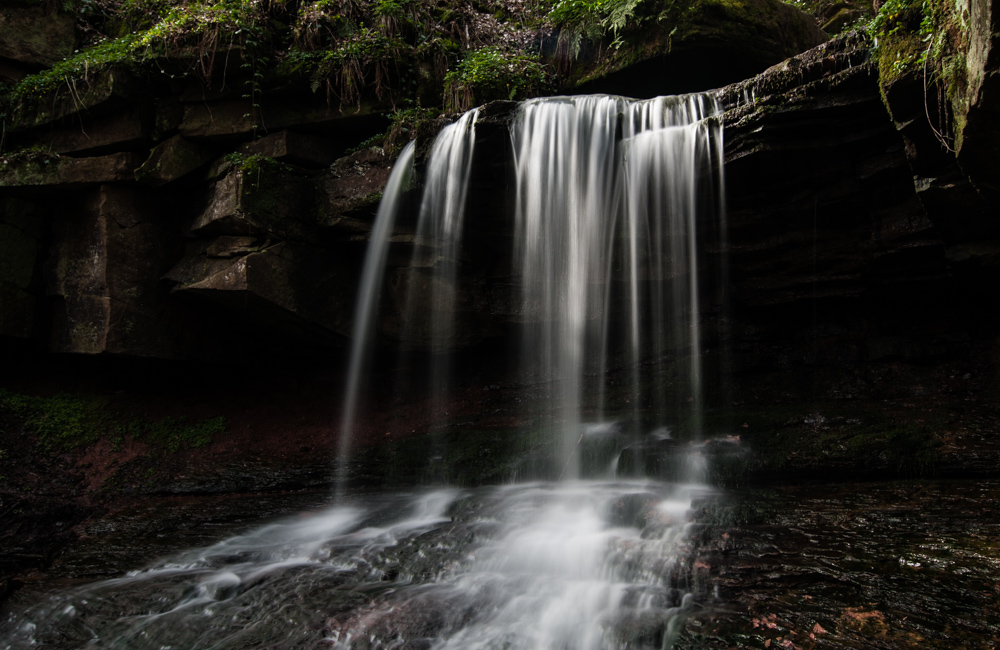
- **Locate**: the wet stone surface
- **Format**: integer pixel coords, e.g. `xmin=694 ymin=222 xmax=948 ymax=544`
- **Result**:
xmin=1 ymin=480 xmax=998 ymax=649
xmin=682 ymin=479 xmax=1000 ymax=649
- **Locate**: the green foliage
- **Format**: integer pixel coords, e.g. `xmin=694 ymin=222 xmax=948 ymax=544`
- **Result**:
xmin=3 ymin=0 xmax=567 ymax=131
xmin=0 ymin=388 xmax=226 ymax=454
xmin=868 ymin=0 xmax=967 ymax=151
xmin=224 ymin=151 xmax=285 ymax=175
xmin=444 ymin=47 xmax=548 ymax=112
xmin=143 ymin=415 xmax=225 ymax=453
xmin=549 ymin=0 xmax=648 ymax=44
xmin=0 ymin=389 xmax=110 ymax=451
xmin=6 ymin=0 xmax=275 ymax=128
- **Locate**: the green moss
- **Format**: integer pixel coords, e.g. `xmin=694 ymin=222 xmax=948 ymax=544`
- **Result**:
xmin=874 ymin=29 xmax=924 ymax=83
xmin=143 ymin=415 xmax=225 ymax=453
xmin=0 ymin=388 xmax=226 ymax=454
xmin=0 ymin=389 xmax=111 ymax=451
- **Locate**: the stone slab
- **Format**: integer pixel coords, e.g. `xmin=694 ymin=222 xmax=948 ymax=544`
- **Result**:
xmin=0 ymin=152 xmax=140 ymax=188
xmin=31 ymin=110 xmax=149 ymax=156
xmin=239 ymin=130 xmax=338 ymax=168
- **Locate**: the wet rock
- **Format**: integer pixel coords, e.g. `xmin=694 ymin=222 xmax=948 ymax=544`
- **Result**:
xmin=680 ymin=480 xmax=1000 ymax=649
xmin=134 ymin=134 xmax=214 ymax=186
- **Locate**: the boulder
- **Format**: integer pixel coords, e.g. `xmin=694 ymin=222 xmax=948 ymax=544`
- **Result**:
xmin=192 ymin=161 xmax=316 ymax=241
xmin=318 ymin=147 xmax=396 ymax=235
xmin=0 ymin=6 xmax=75 ymax=69
xmin=167 ymin=240 xmax=356 ymax=344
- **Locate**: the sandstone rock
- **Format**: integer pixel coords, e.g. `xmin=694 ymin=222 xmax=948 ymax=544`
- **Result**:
xmin=13 ymin=70 xmax=137 ymax=130
xmin=0 ymin=152 xmax=140 ymax=188
xmin=135 ymin=135 xmax=214 ymax=186
xmin=192 ymin=164 xmax=316 ymax=241
xmin=178 ymin=93 xmax=388 ymax=143
xmin=0 ymin=6 xmax=75 ymax=68
xmin=318 ymin=147 xmax=396 ymax=235
xmin=169 ymin=241 xmax=356 ymax=344
xmin=45 ymin=186 xmax=186 ymax=357
xmin=206 ymin=236 xmax=259 ymax=258
xmin=30 ymin=110 xmax=149 ymax=156
xmin=570 ymin=0 xmax=829 ymax=97
xmin=954 ymin=0 xmax=1000 ymax=201
xmin=152 ymin=96 xmax=185 ymax=141
xmin=722 ymin=52 xmax=946 ymax=310
xmin=239 ymin=131 xmax=338 ymax=168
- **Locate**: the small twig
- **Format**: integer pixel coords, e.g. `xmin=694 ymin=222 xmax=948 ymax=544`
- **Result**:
xmin=556 ymin=432 xmax=585 ymax=481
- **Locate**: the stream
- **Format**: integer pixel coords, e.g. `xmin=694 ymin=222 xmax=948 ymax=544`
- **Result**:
xmin=2 ymin=478 xmax=997 ymax=648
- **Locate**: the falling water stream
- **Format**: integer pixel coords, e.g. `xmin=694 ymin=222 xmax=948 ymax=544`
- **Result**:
xmin=1 ymin=94 xmax=729 ymax=649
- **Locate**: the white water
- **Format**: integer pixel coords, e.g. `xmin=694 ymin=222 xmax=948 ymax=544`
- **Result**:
xmin=511 ymin=95 xmax=724 ymax=477
xmin=336 ymin=141 xmax=416 ymax=498
xmin=1 ymin=482 xmax=715 ymax=649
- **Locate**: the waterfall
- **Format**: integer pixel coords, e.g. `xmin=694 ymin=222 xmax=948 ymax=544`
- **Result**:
xmin=335 ymin=140 xmax=415 ymax=498
xmin=511 ymin=94 xmax=724 ymax=478
xmin=0 ymin=94 xmax=729 ymax=650
xmin=336 ymin=93 xmax=725 ymax=485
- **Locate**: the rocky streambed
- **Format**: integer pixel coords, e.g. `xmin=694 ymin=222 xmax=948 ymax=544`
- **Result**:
xmin=1 ymin=477 xmax=997 ymax=649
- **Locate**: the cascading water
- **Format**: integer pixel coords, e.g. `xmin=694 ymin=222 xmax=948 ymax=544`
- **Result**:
xmin=511 ymin=94 xmax=724 ymax=478
xmin=0 ymin=94 xmax=727 ymax=650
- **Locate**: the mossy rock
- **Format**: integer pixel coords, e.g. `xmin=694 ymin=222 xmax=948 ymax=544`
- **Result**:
xmin=567 ymin=0 xmax=829 ymax=97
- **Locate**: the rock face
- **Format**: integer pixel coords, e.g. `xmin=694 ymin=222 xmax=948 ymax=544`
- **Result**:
xmin=0 ymin=26 xmax=997 ymax=369
xmin=45 ymin=186 xmax=186 ymax=357
xmin=571 ymin=0 xmax=830 ymax=97
xmin=0 ymin=6 xmax=76 ymax=79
